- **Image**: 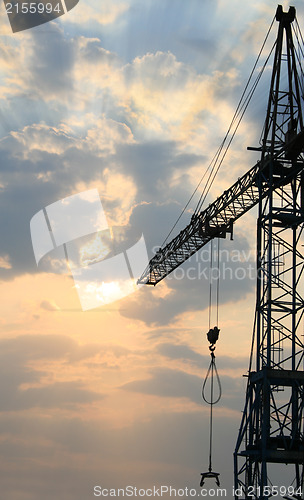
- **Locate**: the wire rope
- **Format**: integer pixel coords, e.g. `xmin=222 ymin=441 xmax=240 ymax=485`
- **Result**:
xmin=293 ymin=20 xmax=304 ymax=97
xmin=202 ymin=237 xmax=222 ymax=478
xmin=208 ymin=240 xmax=213 ymax=330
xmin=216 ymin=239 xmax=220 ymax=327
xmin=208 ymin=238 xmax=221 ymax=330
xmin=161 ymin=16 xmax=276 ymax=247
xmin=201 ymin=345 xmax=222 ymax=474
xmin=195 ymin=39 xmax=276 ymax=215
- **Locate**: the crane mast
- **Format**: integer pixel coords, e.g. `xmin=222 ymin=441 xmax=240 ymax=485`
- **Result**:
xmin=234 ymin=6 xmax=304 ymax=498
xmin=138 ymin=5 xmax=304 ymax=499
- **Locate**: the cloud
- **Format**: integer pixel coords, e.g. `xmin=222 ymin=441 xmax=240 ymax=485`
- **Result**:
xmin=0 ymin=115 xmax=207 ymax=288
xmin=27 ymin=25 xmax=75 ymax=99
xmin=0 ymin=12 xmax=264 ymax=292
xmin=0 ymin=334 xmax=104 ymax=411
xmin=122 ymin=366 xmax=202 ymax=403
xmin=40 ymin=299 xmax=60 ymax=311
xmin=0 ymin=333 xmax=76 ymax=360
xmin=115 ymin=139 xmax=204 ymax=202
xmin=0 ymin=333 xmax=132 ymax=366
xmin=62 ymin=0 xmax=129 ymax=27
xmin=0 ymin=408 xmax=240 ymax=498
xmin=119 ymin=233 xmax=256 ymax=325
xmin=0 ymin=254 xmax=12 ymax=269
xmin=0 ymin=119 xmax=136 ymax=280
xmin=2 ymin=381 xmax=103 ymax=412
xmin=0 ymin=334 xmax=243 ymax=497
xmin=121 ymin=365 xmax=246 ymax=412
xmin=157 ymin=342 xmax=248 ymax=371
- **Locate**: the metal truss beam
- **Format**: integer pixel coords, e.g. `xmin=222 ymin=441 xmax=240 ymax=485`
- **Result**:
xmin=138 ymin=149 xmax=304 ymax=286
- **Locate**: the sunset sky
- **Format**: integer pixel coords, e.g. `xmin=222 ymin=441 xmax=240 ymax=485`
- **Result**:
xmin=0 ymin=1 xmax=303 ymax=499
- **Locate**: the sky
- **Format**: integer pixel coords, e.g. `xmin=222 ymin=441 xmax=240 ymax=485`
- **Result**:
xmin=0 ymin=1 xmax=303 ymax=499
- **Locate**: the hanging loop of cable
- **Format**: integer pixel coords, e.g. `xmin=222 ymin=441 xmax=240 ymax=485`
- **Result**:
xmin=200 ymin=341 xmax=222 ymax=487
xmin=202 ymin=349 xmax=222 ymax=406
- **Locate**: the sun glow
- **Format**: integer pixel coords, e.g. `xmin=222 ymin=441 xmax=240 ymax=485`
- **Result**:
xmin=79 ymin=232 xmax=113 ymax=266
xmin=79 ymin=278 xmax=138 ymax=308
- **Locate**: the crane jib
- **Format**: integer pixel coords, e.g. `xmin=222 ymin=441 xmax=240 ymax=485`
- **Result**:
xmin=138 ymin=132 xmax=304 ymax=286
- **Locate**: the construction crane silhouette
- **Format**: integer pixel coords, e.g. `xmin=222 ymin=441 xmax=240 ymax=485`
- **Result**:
xmin=138 ymin=5 xmax=304 ymax=500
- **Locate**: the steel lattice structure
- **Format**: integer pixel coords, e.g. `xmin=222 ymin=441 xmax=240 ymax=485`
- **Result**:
xmin=234 ymin=6 xmax=304 ymax=499
xmin=138 ymin=5 xmax=304 ymax=499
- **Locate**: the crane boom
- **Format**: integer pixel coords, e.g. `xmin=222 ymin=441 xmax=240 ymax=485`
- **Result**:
xmin=138 ymin=136 xmax=304 ymax=286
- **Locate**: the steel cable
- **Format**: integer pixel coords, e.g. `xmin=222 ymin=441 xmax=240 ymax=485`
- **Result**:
xmin=161 ymin=16 xmax=276 ymax=248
